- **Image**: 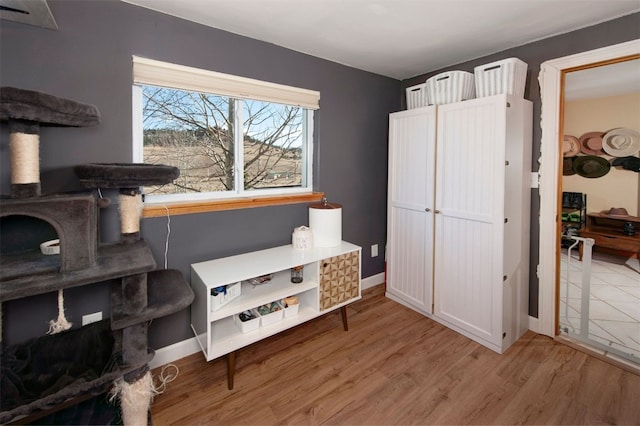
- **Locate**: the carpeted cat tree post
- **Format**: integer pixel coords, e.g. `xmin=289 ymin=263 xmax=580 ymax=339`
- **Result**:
xmin=75 ymin=163 xmax=179 ymax=426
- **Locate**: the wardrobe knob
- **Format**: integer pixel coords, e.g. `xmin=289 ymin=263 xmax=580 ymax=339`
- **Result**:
xmin=425 ymin=208 xmax=431 ymax=212
xmin=435 ymin=210 xmax=441 ymax=214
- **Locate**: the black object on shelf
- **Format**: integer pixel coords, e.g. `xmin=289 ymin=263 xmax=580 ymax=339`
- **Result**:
xmin=561 ymin=191 xmax=587 ymax=248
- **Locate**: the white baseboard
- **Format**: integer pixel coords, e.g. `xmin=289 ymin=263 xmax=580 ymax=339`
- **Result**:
xmin=149 ymin=337 xmax=201 ymax=369
xmin=362 ymin=272 xmax=385 ymax=290
xmin=150 ymin=272 xmax=386 ymax=368
xmin=528 ymin=315 xmax=541 ymax=334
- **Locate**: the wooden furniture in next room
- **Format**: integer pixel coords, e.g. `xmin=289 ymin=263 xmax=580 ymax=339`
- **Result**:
xmin=579 ymin=213 xmax=640 ymax=260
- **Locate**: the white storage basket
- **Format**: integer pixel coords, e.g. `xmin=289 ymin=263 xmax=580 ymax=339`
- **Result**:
xmin=474 ymin=57 xmax=528 ymax=98
xmin=426 ymin=71 xmax=475 ymax=105
xmin=405 ymin=83 xmax=429 ymax=109
xmin=210 ymin=281 xmax=241 ymax=312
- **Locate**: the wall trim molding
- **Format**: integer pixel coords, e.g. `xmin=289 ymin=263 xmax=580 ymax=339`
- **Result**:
xmin=362 ymin=272 xmax=385 ymax=290
xmin=528 ymin=315 xmax=541 ymax=334
xmin=150 ymin=336 xmax=201 ymax=369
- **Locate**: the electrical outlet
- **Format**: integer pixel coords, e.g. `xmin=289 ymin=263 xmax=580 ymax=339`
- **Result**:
xmin=371 ymin=244 xmax=378 ymax=257
xmin=82 ymin=311 xmax=102 ymax=326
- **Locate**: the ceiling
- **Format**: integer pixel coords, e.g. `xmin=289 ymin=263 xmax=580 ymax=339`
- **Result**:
xmin=565 ymin=58 xmax=640 ymax=101
xmin=123 ymin=0 xmax=640 ymax=80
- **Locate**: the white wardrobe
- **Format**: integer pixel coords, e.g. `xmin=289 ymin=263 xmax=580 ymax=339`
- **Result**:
xmin=386 ymin=94 xmax=532 ymax=353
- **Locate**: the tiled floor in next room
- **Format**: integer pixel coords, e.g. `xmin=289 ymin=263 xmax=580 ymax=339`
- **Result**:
xmin=559 ymin=248 xmax=640 ymax=363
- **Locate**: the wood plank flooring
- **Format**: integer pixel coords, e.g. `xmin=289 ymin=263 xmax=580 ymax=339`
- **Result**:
xmin=151 ymin=285 xmax=640 ymax=425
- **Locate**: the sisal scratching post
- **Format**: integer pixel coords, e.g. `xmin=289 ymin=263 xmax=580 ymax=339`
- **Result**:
xmin=119 ymin=189 xmax=143 ymax=244
xmin=10 ymin=132 xmax=39 ymax=184
xmin=8 ymin=121 xmax=41 ymax=198
xmin=1 ymin=86 xmax=101 ymax=198
xmin=111 ymin=371 xmax=155 ymax=426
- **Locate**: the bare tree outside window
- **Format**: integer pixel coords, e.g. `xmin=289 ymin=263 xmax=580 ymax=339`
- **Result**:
xmin=141 ymin=85 xmax=305 ymax=196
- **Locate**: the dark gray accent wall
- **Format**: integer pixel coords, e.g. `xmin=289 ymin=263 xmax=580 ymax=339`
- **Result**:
xmin=0 ymin=0 xmax=399 ymax=348
xmin=402 ymin=12 xmax=640 ymax=317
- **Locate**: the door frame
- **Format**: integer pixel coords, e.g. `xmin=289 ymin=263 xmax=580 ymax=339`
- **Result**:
xmin=536 ymin=39 xmax=640 ymax=337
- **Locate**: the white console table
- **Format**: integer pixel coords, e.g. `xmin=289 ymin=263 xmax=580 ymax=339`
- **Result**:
xmin=190 ymin=241 xmax=361 ymax=389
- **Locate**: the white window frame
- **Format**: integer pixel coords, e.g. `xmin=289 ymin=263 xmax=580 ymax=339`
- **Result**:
xmin=131 ymin=56 xmax=319 ymax=204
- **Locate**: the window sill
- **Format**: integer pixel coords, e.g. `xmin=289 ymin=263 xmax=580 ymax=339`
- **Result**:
xmin=142 ymin=192 xmax=324 ymax=218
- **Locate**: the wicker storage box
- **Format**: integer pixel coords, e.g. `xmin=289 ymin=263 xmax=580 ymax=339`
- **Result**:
xmin=426 ymin=71 xmax=475 ymax=105
xmin=405 ymin=83 xmax=429 ymax=109
xmin=474 ymin=58 xmax=527 ymax=98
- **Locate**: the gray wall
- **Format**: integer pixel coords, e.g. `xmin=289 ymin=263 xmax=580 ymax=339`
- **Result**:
xmin=0 ymin=0 xmax=399 ymax=348
xmin=402 ymin=12 xmax=640 ymax=317
xmin=2 ymin=1 xmax=637 ymax=349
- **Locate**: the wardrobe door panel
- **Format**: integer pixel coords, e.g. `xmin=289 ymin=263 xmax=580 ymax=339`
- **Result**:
xmin=387 ymin=207 xmax=431 ymax=311
xmin=386 ymin=107 xmax=436 ymax=314
xmin=433 ymin=97 xmax=507 ymax=347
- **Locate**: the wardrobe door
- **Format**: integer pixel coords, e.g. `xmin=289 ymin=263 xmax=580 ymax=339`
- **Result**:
xmin=433 ymin=96 xmax=507 ymax=348
xmin=386 ymin=106 xmax=436 ymax=314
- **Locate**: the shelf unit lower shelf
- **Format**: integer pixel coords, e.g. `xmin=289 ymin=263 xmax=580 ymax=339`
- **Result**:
xmin=190 ymin=242 xmax=362 ymax=365
xmin=209 ymin=273 xmax=317 ymax=321
xmin=196 ymin=303 xmax=328 ymax=360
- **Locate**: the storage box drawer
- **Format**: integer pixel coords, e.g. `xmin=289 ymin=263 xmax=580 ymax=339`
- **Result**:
xmin=234 ymin=309 xmax=260 ymax=333
xmin=282 ymin=296 xmax=300 ymax=318
xmin=257 ymin=301 xmax=284 ymax=326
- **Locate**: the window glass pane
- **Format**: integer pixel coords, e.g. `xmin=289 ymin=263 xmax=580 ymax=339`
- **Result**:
xmin=242 ymin=99 xmax=305 ymax=191
xmin=142 ymin=85 xmax=236 ymax=195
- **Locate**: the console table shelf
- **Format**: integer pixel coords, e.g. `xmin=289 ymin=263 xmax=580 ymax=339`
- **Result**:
xmin=190 ymin=241 xmax=361 ymax=389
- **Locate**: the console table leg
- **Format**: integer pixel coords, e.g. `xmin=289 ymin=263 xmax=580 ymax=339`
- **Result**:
xmin=341 ymin=306 xmax=348 ymax=331
xmin=227 ymin=351 xmax=236 ymax=390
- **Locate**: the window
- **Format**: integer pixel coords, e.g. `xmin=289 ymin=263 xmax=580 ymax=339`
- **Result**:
xmin=132 ymin=56 xmax=319 ymax=204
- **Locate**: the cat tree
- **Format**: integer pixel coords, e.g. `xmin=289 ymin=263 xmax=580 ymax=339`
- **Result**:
xmin=0 ymin=87 xmax=193 ymax=424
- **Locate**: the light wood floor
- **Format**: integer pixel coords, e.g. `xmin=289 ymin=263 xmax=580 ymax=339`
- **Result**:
xmin=151 ymin=285 xmax=640 ymax=425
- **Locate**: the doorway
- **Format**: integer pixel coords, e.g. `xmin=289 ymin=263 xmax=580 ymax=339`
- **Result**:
xmin=537 ymin=39 xmax=640 ymax=370
xmin=558 ymin=60 xmax=640 ymax=364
